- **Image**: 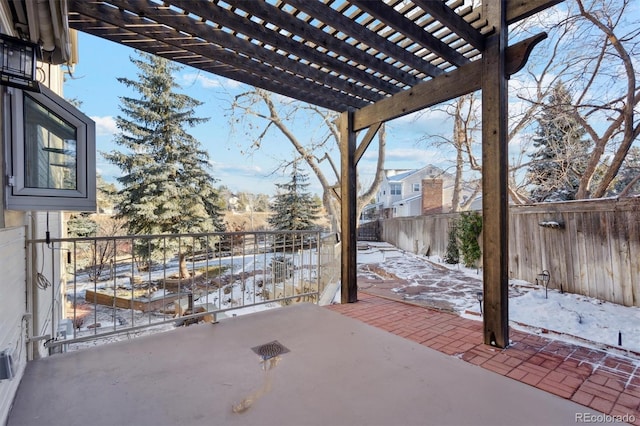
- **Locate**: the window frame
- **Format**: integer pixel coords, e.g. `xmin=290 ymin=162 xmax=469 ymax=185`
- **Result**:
xmin=5 ymin=85 xmax=96 ymax=211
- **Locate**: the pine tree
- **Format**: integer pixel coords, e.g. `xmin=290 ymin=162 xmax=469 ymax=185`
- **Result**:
xmin=268 ymin=161 xmax=320 ymax=238
xmin=610 ymin=147 xmax=640 ymax=196
xmin=527 ymin=82 xmax=590 ymax=202
xmin=443 ymin=220 xmax=459 ymax=265
xmin=104 ymin=52 xmax=224 ymax=278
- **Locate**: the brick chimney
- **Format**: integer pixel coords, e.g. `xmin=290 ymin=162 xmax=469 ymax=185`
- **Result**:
xmin=421 ymin=178 xmax=443 ymax=215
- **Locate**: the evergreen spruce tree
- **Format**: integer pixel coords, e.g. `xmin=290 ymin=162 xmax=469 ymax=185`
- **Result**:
xmin=527 ymin=82 xmax=590 ymax=202
xmin=443 ymin=220 xmax=459 ymax=265
xmin=268 ymin=161 xmax=320 ymax=245
xmin=104 ymin=52 xmax=224 ymax=278
xmin=610 ymin=147 xmax=640 ymax=196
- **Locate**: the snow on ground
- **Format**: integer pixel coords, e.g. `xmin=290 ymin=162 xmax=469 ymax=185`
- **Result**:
xmin=355 ymin=242 xmax=640 ymax=357
xmin=66 ymin=241 xmax=640 ymax=359
xmin=64 ymin=249 xmax=318 ymax=350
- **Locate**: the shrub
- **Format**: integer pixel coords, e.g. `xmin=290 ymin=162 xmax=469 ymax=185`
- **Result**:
xmin=458 ymin=211 xmax=482 ymax=267
xmin=443 ymin=220 xmax=459 ymax=264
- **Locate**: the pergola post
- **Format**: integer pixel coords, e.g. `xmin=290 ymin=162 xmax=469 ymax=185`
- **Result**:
xmin=481 ymin=0 xmax=509 ymax=347
xmin=340 ymin=109 xmax=358 ymax=303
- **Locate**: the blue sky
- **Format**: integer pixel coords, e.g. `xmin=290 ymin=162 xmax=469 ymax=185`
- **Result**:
xmin=63 ymin=32 xmax=453 ymax=196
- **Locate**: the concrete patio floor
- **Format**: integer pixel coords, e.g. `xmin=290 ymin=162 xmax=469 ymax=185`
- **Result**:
xmin=8 ymin=302 xmax=604 ymax=426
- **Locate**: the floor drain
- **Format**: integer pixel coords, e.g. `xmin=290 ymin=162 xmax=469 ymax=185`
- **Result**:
xmin=251 ymin=340 xmax=290 ymax=360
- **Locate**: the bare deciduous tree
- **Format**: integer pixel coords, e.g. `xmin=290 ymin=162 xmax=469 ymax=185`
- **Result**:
xmin=521 ymin=0 xmax=640 ymax=199
xmin=228 ymin=89 xmax=386 ymax=230
xmin=421 ymin=0 xmax=639 ymax=204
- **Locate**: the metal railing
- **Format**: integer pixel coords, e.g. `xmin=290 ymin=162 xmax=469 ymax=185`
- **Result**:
xmin=28 ymin=230 xmax=331 ymax=352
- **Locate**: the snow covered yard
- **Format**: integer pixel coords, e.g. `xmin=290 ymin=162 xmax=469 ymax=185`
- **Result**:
xmin=356 ymin=242 xmax=640 ymax=357
xmin=62 ymin=248 xmax=320 ymax=350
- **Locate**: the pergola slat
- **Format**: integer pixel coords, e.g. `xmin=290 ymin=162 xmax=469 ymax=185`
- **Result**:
xmin=67 ymin=0 xmax=561 ymax=113
xmin=348 ymin=0 xmax=470 ymax=68
xmin=103 ymin=0 xmax=387 ymax=104
xmin=412 ymin=0 xmax=484 ymax=50
xmin=69 ymin=0 xmax=370 ymax=110
xmin=220 ymin=0 xmax=421 ymax=88
xmin=167 ymin=0 xmax=407 ymax=95
xmin=282 ymin=0 xmax=447 ymax=78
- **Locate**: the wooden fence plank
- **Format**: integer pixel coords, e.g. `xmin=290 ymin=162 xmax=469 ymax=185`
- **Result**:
xmin=628 ymin=209 xmax=640 ymax=306
xmin=381 ymin=198 xmax=640 ymax=307
xmin=578 ymin=212 xmax=592 ymax=298
xmin=612 ymin=209 xmax=633 ymax=306
xmin=563 ymin=212 xmax=578 ymax=294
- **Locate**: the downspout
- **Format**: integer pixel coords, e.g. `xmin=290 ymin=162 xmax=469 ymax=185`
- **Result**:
xmin=27 ymin=0 xmax=70 ymax=65
xmin=36 ymin=0 xmax=55 ymax=52
xmin=27 ymin=212 xmax=40 ymax=360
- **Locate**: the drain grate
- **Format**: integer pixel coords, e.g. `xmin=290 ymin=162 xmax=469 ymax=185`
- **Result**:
xmin=251 ymin=340 xmax=290 ymax=360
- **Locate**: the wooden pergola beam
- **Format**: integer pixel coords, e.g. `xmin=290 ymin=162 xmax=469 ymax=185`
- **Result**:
xmin=506 ymin=0 xmax=565 ymax=24
xmin=353 ymin=33 xmax=546 ymax=131
xmin=354 ymin=122 xmax=382 ymax=166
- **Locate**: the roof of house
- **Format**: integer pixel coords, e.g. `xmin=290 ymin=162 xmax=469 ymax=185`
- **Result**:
xmin=386 ymin=165 xmax=446 ymax=182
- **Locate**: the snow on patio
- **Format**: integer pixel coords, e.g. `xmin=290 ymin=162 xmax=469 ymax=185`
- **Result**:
xmin=355 ymin=242 xmax=640 ymax=357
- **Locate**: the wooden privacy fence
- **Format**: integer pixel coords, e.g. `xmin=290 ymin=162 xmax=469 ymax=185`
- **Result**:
xmin=380 ymin=198 xmax=640 ymax=307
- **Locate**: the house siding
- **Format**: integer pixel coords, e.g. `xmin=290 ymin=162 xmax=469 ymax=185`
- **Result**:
xmin=373 ymin=166 xmax=452 ymax=219
xmin=0 ymin=226 xmax=27 ymax=426
xmin=0 ymin=62 xmax=66 ymax=424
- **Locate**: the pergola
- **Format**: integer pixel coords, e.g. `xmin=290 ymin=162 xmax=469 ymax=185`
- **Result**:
xmin=62 ymin=0 xmax=562 ymax=348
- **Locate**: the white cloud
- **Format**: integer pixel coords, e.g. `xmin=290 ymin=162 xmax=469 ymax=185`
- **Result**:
xmin=209 ymin=160 xmax=265 ymax=177
xmin=91 ymin=115 xmax=118 ymax=136
xmin=181 ymin=72 xmax=243 ymax=90
xmin=384 ymin=147 xmax=444 ymax=163
xmin=360 ymin=147 xmax=447 ymax=168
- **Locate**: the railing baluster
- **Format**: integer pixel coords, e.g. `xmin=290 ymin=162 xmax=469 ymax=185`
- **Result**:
xmin=27 ymin=229 xmax=329 ymax=351
xmin=316 ymin=231 xmax=321 ymax=302
xmin=91 ymin=238 xmax=97 ymax=336
xmin=131 ymin=237 xmax=136 ymax=328
xmin=50 ymin=239 xmax=55 ymax=343
xmin=230 ymin=234 xmax=234 ymax=309
xmin=162 ymin=236 xmax=167 ymax=321
xmin=72 ymin=241 xmax=78 ymax=339
xmin=112 ymin=241 xmax=117 ymax=332
xmin=252 ymin=232 xmax=257 ymax=306
xmin=111 ymin=238 xmax=116 ymax=331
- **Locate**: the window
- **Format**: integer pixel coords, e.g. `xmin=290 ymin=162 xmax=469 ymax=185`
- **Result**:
xmin=5 ymin=85 xmax=96 ymax=211
xmin=413 ymin=183 xmax=420 ymax=192
xmin=390 ymin=183 xmax=401 ymax=195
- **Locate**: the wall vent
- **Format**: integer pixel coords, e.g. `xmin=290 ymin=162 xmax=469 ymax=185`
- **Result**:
xmin=0 ymin=349 xmax=15 ymax=380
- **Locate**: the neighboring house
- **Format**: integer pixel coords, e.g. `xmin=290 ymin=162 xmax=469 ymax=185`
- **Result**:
xmin=362 ymin=165 xmax=480 ymax=220
xmin=0 ymin=5 xmax=94 ymax=424
xmin=228 ymin=195 xmax=240 ymax=213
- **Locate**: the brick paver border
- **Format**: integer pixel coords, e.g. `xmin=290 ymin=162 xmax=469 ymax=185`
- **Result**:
xmin=327 ymin=292 xmax=640 ymax=425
